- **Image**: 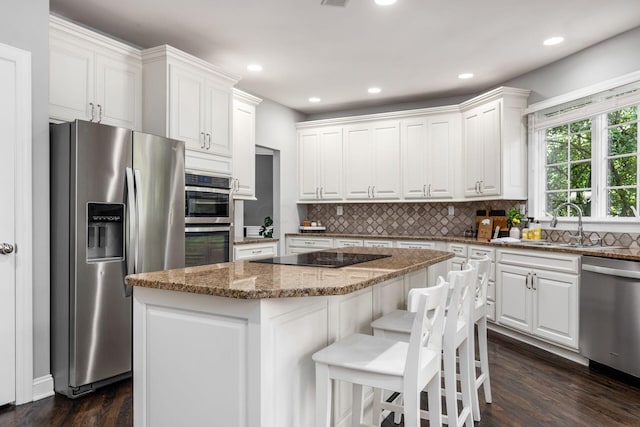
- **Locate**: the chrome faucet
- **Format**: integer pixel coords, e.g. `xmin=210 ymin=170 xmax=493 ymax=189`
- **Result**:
xmin=550 ymin=202 xmax=584 ymax=246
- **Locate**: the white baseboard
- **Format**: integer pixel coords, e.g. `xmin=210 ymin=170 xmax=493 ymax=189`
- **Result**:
xmin=32 ymin=374 xmax=54 ymax=401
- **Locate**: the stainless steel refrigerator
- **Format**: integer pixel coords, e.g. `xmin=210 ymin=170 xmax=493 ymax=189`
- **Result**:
xmin=50 ymin=120 xmax=185 ymax=398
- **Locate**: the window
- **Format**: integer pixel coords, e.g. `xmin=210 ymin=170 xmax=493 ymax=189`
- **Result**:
xmin=530 ymin=77 xmax=640 ymax=222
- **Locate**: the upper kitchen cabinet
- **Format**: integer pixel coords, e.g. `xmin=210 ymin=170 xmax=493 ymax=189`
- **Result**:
xmin=344 ymin=121 xmax=401 ymax=200
xmin=401 ymin=112 xmax=460 ymax=200
xmin=232 ymin=89 xmax=262 ymax=200
xmin=49 ymin=15 xmax=142 ymax=130
xmin=298 ymin=126 xmax=343 ymax=201
xmin=460 ymin=87 xmax=530 ymax=199
xmin=141 ymin=45 xmax=239 ymax=176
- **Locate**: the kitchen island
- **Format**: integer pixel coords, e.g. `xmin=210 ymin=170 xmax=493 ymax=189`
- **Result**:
xmin=125 ymin=247 xmax=453 ymax=427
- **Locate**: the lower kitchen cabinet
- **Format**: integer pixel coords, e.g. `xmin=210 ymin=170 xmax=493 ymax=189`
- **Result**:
xmin=496 ymin=250 xmax=579 ymax=349
xmin=286 ymin=236 xmax=334 ymax=254
xmin=234 ymin=241 xmax=278 ymax=261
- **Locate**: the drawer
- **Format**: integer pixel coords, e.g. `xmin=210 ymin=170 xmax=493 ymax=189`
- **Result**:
xmin=448 ymin=243 xmax=468 ymax=258
xmin=334 ymin=238 xmax=364 ymax=248
xmin=468 ymin=245 xmax=496 ymax=262
xmin=234 ymin=243 xmax=277 ymax=261
xmin=364 ymin=240 xmax=394 ymax=248
xmin=497 ymin=249 xmax=580 ymax=274
xmin=486 ymin=301 xmax=496 ymax=322
xmin=287 ymin=237 xmax=333 ymax=249
xmin=396 ymin=240 xmax=436 ymax=250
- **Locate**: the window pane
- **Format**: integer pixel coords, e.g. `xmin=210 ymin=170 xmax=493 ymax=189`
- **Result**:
xmin=546 ymin=137 xmax=568 ymax=164
xmin=570 ymin=162 xmax=591 ymax=189
xmin=546 ymin=165 xmax=568 ymax=190
xmin=609 ymin=123 xmax=638 ymax=156
xmin=571 ymin=191 xmax=592 ymax=216
xmin=608 ymin=188 xmax=637 ymax=217
xmin=570 ymin=132 xmax=591 ymax=161
xmin=608 ymin=105 xmax=638 ymax=126
xmin=608 ymin=156 xmax=637 ymax=186
xmin=570 ymin=119 xmax=591 ymax=133
xmin=546 ymin=192 xmax=567 ymax=215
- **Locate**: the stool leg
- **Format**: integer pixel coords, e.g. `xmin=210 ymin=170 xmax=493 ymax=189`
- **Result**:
xmin=427 ymin=372 xmax=442 ymax=427
xmin=478 ymin=317 xmax=492 ymax=403
xmin=459 ymin=340 xmax=475 ymax=427
xmin=372 ymin=388 xmax=383 ymax=426
xmin=443 ymin=345 xmax=459 ymax=425
xmin=315 ymin=363 xmax=331 ymax=427
xmin=470 ymin=323 xmax=481 ymax=421
xmin=352 ymin=384 xmax=364 ymax=427
xmin=403 ymin=382 xmax=420 ymax=427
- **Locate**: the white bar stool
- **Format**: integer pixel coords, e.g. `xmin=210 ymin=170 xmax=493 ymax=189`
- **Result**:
xmin=370 ymin=264 xmax=476 ymax=427
xmin=312 ymin=279 xmax=449 ymax=427
xmin=468 ymin=256 xmax=492 ymax=420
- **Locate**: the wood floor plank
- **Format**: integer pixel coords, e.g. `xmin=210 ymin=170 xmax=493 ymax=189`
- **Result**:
xmin=0 ymin=331 xmax=638 ymax=426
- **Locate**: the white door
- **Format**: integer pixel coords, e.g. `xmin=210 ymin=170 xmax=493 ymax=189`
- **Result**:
xmin=0 ymin=43 xmax=23 ymax=406
xmin=496 ymin=264 xmax=532 ymax=333
xmin=401 ymin=118 xmax=428 ymax=199
xmin=426 ymin=115 xmax=455 ymax=198
xmin=318 ymin=127 xmax=342 ymax=200
xmin=371 ymin=121 xmax=401 ymax=199
xmin=298 ymin=130 xmax=320 ymax=200
xmin=344 ymin=125 xmax=372 ymax=199
xmin=531 ymin=270 xmax=579 ymax=348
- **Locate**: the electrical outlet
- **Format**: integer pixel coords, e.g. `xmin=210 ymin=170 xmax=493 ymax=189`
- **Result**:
xmin=337 ymin=206 xmax=343 ymax=216
xmin=448 ymin=206 xmax=455 ymax=216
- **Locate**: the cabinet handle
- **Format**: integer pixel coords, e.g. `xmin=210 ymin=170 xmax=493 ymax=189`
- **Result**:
xmin=200 ymin=132 xmax=206 ymax=149
xmin=532 ymin=273 xmax=537 ymax=291
xmin=423 ymin=184 xmax=426 ymax=197
xmin=206 ymin=133 xmax=211 ymax=150
xmin=97 ymin=104 xmax=102 ymax=123
xmin=372 ymin=186 xmax=376 ymax=198
xmin=526 ymin=272 xmax=532 ymax=289
xmin=236 ymin=179 xmax=240 ymax=192
xmin=251 ymin=250 xmax=263 ymax=254
xmin=428 ymin=184 xmax=432 ymax=197
xmin=305 ymin=241 xmax=315 ymax=245
xmin=479 ymin=180 xmax=484 ymax=194
xmin=316 ymin=187 xmax=319 ymax=198
xmin=320 ymin=187 xmax=324 ymax=198
xmin=89 ymin=102 xmax=95 ymax=122
xmin=367 ymin=186 xmax=371 ymax=198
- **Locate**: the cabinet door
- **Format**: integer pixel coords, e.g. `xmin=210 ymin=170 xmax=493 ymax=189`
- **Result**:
xmin=205 ymin=80 xmax=231 ymax=157
xmin=298 ymin=130 xmax=320 ymax=200
xmin=496 ymin=264 xmax=532 ymax=333
xmin=371 ymin=121 xmax=401 ymax=199
xmin=318 ymin=128 xmax=343 ymax=200
xmin=531 ymin=270 xmax=578 ymax=348
xmin=401 ymin=118 xmax=428 ymax=199
xmin=478 ymin=101 xmax=501 ymax=196
xmin=462 ymin=110 xmax=483 ymax=196
xmin=344 ymin=125 xmax=373 ymax=199
xmin=49 ymin=40 xmax=94 ymax=122
xmin=232 ymin=99 xmax=255 ymax=198
xmin=426 ymin=115 xmax=455 ymax=198
xmin=169 ymin=65 xmax=205 ymax=151
xmin=95 ymin=54 xmax=141 ymax=130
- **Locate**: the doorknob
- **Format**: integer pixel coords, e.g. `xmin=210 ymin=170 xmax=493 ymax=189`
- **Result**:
xmin=0 ymin=243 xmax=14 ymax=254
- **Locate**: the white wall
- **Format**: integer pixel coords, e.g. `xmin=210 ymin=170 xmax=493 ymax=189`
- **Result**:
xmin=0 ymin=0 xmax=50 ymax=380
xmin=252 ymin=98 xmax=306 ymax=251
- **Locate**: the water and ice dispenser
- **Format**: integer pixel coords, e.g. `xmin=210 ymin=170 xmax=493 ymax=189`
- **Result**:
xmin=86 ymin=203 xmax=124 ymax=261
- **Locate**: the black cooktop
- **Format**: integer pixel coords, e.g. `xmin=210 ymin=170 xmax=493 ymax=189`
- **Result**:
xmin=251 ymin=252 xmax=391 ymax=268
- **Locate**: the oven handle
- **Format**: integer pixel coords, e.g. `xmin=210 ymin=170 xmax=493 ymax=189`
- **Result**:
xmin=186 ymin=186 xmax=231 ymax=195
xmin=185 ymin=226 xmax=232 ymax=233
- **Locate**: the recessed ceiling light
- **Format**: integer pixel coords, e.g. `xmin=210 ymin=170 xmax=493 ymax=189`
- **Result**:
xmin=368 ymin=87 xmax=382 ymax=94
xmin=458 ymin=73 xmax=474 ymax=79
xmin=543 ymin=36 xmax=564 ymax=46
xmin=374 ymin=0 xmax=397 ymax=5
xmin=309 ymin=97 xmax=321 ymax=103
xmin=247 ymin=64 xmax=263 ymax=72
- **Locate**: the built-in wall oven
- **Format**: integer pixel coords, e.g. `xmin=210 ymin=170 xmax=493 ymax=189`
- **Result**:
xmin=185 ymin=173 xmax=233 ymax=267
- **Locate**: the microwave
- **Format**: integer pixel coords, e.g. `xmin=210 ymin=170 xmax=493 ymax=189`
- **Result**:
xmin=185 ymin=173 xmax=232 ymax=224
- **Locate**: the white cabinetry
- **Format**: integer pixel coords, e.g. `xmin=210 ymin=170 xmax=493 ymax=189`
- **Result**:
xmin=234 ymin=241 xmax=277 ymax=261
xmin=286 ymin=236 xmax=334 ymax=254
xmin=49 ymin=15 xmax=142 ymax=130
xmin=344 ymin=121 xmax=401 ymax=200
xmin=461 ymin=87 xmax=530 ymax=199
xmin=298 ymin=127 xmax=343 ymax=201
xmin=334 ymin=238 xmax=364 ymax=248
xmin=141 ymin=45 xmax=239 ymax=176
xmin=232 ymin=89 xmax=262 ymax=199
xmin=496 ymin=249 xmax=579 ymax=349
xmin=401 ymin=113 xmax=459 ymax=199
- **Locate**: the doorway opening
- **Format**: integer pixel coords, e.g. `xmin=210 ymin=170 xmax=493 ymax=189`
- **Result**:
xmin=244 ymin=146 xmax=280 ymax=241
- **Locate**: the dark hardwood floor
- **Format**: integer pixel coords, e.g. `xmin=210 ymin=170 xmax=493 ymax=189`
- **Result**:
xmin=1 ymin=331 xmax=639 ymax=427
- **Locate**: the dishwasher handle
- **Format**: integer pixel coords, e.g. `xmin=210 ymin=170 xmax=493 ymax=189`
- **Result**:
xmin=582 ymin=263 xmax=640 ymax=280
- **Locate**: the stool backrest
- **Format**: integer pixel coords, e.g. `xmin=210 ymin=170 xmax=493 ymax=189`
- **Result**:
xmin=405 ymin=278 xmax=449 ymax=377
xmin=469 ymin=255 xmax=491 ymax=305
xmin=444 ymin=263 xmax=476 ymax=341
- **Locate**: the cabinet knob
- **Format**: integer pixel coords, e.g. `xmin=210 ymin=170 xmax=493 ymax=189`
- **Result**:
xmin=0 ymin=243 xmax=14 ymax=254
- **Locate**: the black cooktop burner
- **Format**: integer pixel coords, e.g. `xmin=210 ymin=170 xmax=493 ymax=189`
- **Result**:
xmin=251 ymin=252 xmax=391 ymax=268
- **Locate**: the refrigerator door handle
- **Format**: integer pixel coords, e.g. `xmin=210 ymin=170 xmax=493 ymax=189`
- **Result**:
xmin=134 ymin=168 xmax=144 ymax=274
xmin=125 ymin=167 xmax=136 ymax=297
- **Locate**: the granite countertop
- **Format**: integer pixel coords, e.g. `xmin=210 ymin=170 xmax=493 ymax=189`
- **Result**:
xmin=234 ymin=238 xmax=279 ymax=245
xmin=286 ymin=233 xmax=640 ymax=261
xmin=125 ymin=247 xmax=453 ymax=299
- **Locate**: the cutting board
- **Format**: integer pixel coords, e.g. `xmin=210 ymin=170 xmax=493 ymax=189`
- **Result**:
xmin=477 ymin=217 xmax=493 ymax=241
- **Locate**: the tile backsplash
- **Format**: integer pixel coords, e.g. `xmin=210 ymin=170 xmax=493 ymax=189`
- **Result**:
xmin=306 ymin=202 xmax=640 ymax=249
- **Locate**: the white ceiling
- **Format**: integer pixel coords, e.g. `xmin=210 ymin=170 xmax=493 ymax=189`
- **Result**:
xmin=49 ymin=0 xmax=640 ymax=114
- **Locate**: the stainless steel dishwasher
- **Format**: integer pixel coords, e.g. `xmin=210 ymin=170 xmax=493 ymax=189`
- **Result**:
xmin=580 ymin=256 xmax=640 ymax=378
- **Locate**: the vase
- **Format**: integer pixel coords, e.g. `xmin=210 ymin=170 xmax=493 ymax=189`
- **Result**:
xmin=509 ymin=227 xmax=521 ymax=239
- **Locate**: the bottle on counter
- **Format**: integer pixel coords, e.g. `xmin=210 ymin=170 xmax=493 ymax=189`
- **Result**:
xmin=533 ymin=220 xmax=542 ymax=240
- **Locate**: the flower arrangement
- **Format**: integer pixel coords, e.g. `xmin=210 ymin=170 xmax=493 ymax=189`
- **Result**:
xmin=507 ymin=207 xmax=523 ymax=228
